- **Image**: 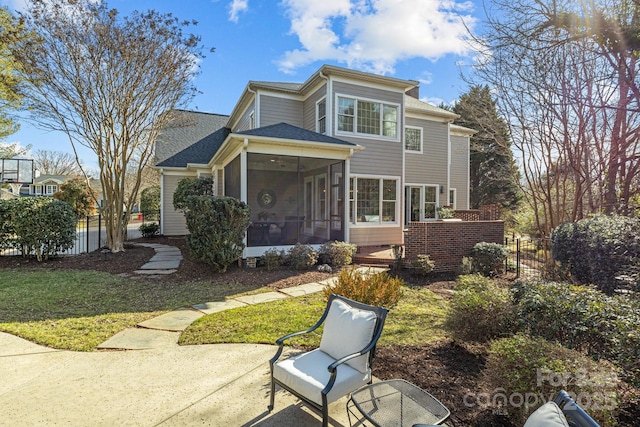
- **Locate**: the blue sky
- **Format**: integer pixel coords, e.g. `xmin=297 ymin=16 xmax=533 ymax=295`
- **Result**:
xmin=1 ymin=0 xmax=482 ymax=170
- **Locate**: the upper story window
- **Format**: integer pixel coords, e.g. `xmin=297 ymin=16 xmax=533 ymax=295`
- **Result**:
xmin=337 ymin=96 xmax=399 ymax=139
xmin=405 ymin=126 xmax=423 ymax=152
xmin=316 ymin=98 xmax=326 ymax=134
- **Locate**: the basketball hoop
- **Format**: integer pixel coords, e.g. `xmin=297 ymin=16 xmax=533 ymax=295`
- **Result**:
xmin=0 ymin=158 xmax=34 ymax=184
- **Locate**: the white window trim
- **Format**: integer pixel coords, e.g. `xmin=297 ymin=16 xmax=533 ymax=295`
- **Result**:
xmin=349 ymin=174 xmax=400 ymax=227
xmin=315 ymin=173 xmax=328 ymax=224
xmin=335 ymin=93 xmax=401 ymax=142
xmin=404 ymin=126 xmax=423 ymax=153
xmin=316 ymin=97 xmax=327 ymax=134
xmin=249 ymin=111 xmax=255 ymax=129
xmin=449 ymin=188 xmax=457 ymax=210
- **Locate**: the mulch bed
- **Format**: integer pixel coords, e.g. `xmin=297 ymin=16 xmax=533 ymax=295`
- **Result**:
xmin=2 ymin=236 xmax=637 ymax=425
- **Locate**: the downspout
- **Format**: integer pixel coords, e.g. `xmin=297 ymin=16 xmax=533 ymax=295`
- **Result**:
xmin=319 ymin=71 xmax=330 ymax=135
xmin=159 ymin=169 xmax=164 ymax=236
xmin=247 ymin=84 xmax=258 ymax=128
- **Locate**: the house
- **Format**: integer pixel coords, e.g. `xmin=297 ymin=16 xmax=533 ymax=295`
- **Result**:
xmin=22 ymin=174 xmax=66 ymax=197
xmin=155 ymin=65 xmax=474 ymax=258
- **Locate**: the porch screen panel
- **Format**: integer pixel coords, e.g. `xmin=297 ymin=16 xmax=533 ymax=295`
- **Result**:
xmin=224 ymin=155 xmax=241 ymax=199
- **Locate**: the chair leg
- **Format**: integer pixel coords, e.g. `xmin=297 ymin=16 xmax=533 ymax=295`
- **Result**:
xmin=322 ymin=404 xmax=328 ymax=427
xmin=268 ymin=377 xmax=275 ymax=412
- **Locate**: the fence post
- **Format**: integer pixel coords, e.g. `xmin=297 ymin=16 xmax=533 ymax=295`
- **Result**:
xmin=516 ymin=238 xmax=521 ymax=278
xmin=85 ymin=216 xmax=90 ymax=254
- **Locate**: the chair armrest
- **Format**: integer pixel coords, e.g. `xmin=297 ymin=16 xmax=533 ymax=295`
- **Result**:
xmin=270 ymin=316 xmax=326 ymax=367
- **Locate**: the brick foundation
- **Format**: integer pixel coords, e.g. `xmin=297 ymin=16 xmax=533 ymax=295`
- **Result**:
xmin=405 ymin=220 xmax=505 ymax=272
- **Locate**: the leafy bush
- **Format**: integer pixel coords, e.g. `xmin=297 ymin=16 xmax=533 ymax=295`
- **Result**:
xmin=447 ymin=274 xmax=515 ymax=342
xmin=183 ymin=196 xmax=250 ymax=273
xmin=456 ymin=256 xmax=474 ymax=275
xmin=138 ymin=222 xmax=159 ymax=238
xmin=512 ymin=279 xmax=640 ymax=386
xmin=261 ymin=248 xmax=285 ymax=271
xmin=471 ymin=242 xmax=510 ymax=276
xmin=318 ymin=241 xmax=357 ymax=267
xmin=286 ymin=243 xmax=318 ymax=270
xmin=140 ymin=185 xmax=160 ymax=219
xmin=3 ymin=197 xmax=77 ymax=261
xmin=324 ymin=267 xmax=404 ymax=307
xmin=173 ymin=177 xmax=214 ymax=212
xmin=485 ymin=334 xmax=619 ymax=426
xmin=410 ymin=254 xmax=436 ymax=276
xmin=53 ymin=176 xmax=98 ymax=217
xmin=551 ymin=214 xmax=640 ymax=293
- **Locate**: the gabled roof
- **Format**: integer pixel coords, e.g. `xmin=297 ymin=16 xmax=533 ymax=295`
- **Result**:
xmin=235 ymin=123 xmax=357 ymax=147
xmin=33 ymin=174 xmax=67 ymax=184
xmin=155 ymin=110 xmax=230 ymax=166
xmin=157 ymin=126 xmax=230 ymax=168
xmin=404 ymin=96 xmax=458 ymax=120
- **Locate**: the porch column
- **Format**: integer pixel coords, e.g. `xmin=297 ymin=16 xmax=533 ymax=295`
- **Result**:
xmin=241 ymin=139 xmax=248 ymax=203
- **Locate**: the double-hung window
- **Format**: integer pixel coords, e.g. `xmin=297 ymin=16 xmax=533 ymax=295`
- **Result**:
xmin=405 ymin=126 xmax=422 ymax=152
xmin=316 ymin=98 xmax=326 ymax=134
xmin=337 ymin=96 xmax=399 ymax=139
xmin=349 ymin=177 xmax=398 ymax=224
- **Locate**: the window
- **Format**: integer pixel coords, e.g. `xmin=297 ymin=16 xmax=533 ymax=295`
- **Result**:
xmin=350 ymin=177 xmax=397 ymax=224
xmin=449 ymin=188 xmax=457 ymax=209
xmin=45 ymin=184 xmax=58 ymax=195
xmin=317 ymin=98 xmax=326 ymax=134
xmin=338 ymin=97 xmax=354 ymax=132
xmin=337 ymin=96 xmax=399 ymax=138
xmin=405 ymin=127 xmax=422 ymax=152
xmin=424 ymin=185 xmax=437 ymax=219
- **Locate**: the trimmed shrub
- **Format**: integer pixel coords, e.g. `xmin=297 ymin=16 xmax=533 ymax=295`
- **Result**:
xmin=485 ymin=334 xmax=619 ymax=426
xmin=6 ymin=197 xmax=77 ymax=260
xmin=261 ymin=248 xmax=285 ymax=271
xmin=140 ymin=185 xmax=160 ymax=219
xmin=287 ymin=243 xmax=318 ymax=270
xmin=471 ymin=242 xmax=510 ymax=276
xmin=324 ymin=267 xmax=404 ymax=308
xmin=551 ymin=214 xmax=640 ymax=293
xmin=318 ymin=240 xmax=357 ymax=267
xmin=183 ymin=196 xmax=250 ymax=273
xmin=138 ymin=222 xmax=159 ymax=238
xmin=447 ymin=274 xmax=515 ymax=342
xmin=512 ymin=279 xmax=640 ymax=386
xmin=173 ymin=177 xmax=214 ymax=212
xmin=410 ymin=254 xmax=436 ymax=276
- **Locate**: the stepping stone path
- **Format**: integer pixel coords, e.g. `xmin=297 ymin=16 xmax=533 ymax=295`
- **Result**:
xmin=97 ymin=244 xmax=387 ymax=350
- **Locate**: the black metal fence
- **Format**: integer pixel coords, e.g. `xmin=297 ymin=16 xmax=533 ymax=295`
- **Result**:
xmin=0 ymin=211 xmax=160 ymax=257
xmin=504 ymin=237 xmax=553 ymax=278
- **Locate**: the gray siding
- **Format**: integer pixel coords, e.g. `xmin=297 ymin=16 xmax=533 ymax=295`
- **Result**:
xmin=234 ymin=100 xmax=255 ymax=132
xmin=332 ymin=81 xmax=404 ymax=176
xmin=260 ymin=95 xmax=304 ymax=128
xmin=404 ymin=119 xmax=449 ymax=185
xmin=450 ymin=134 xmax=470 ymax=209
xmin=303 ymin=84 xmax=327 ymax=131
xmin=162 ymin=174 xmax=192 ymax=236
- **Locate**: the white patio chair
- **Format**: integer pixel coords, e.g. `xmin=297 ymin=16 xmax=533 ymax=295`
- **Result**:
xmin=268 ymin=294 xmax=389 ymax=427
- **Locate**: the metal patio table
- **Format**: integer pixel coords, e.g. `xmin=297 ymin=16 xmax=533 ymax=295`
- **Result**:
xmin=347 ymin=379 xmax=450 ymax=427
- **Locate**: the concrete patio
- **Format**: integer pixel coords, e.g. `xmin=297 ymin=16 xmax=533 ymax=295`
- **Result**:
xmin=0 ymin=332 xmax=355 ymax=426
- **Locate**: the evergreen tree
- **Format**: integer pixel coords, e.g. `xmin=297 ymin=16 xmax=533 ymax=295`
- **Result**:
xmin=453 ymin=85 xmax=521 ymax=210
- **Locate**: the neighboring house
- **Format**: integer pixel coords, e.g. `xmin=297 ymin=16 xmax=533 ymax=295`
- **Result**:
xmin=22 ymin=174 xmax=66 ymax=197
xmin=155 ymin=64 xmax=474 ymax=258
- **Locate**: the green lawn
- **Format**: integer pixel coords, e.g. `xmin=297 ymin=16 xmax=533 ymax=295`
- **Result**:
xmin=1 ymin=269 xmax=449 ymax=351
xmin=0 ymin=269 xmax=262 ymax=351
xmin=179 ymin=287 xmax=449 ymax=347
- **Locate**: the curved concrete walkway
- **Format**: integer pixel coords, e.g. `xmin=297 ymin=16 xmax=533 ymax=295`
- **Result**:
xmin=1 ymin=242 xmax=389 ymax=426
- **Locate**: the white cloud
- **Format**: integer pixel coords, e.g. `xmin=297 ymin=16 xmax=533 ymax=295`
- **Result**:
xmin=228 ymin=0 xmax=249 ymax=23
xmin=277 ymin=0 xmax=477 ymax=75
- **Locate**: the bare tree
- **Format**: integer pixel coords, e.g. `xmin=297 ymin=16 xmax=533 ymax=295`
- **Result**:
xmin=471 ymin=0 xmax=640 ymax=236
xmin=12 ymin=0 xmax=208 ymax=251
xmin=32 ymin=149 xmax=82 ymax=175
